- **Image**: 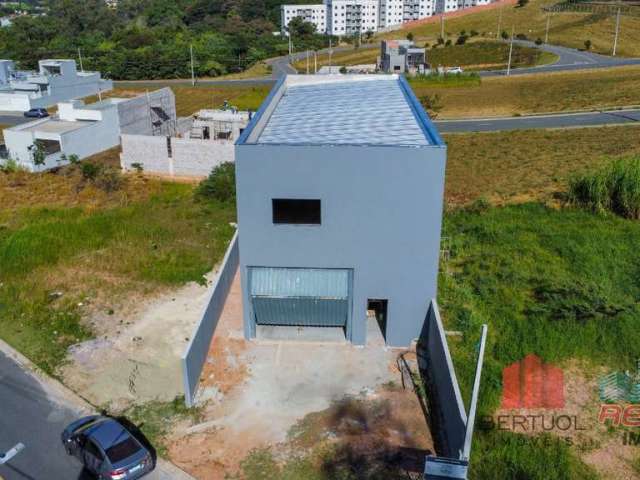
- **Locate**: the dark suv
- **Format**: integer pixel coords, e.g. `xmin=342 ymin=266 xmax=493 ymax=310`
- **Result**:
xmin=61 ymin=416 xmax=154 ymax=480
xmin=24 ymin=108 xmax=49 ymax=118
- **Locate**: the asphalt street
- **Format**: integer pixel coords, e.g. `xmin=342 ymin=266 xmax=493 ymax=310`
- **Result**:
xmin=435 ymin=109 xmax=640 ymax=133
xmin=481 ymin=40 xmax=640 ymax=77
xmin=0 ymin=351 xmax=85 ymax=480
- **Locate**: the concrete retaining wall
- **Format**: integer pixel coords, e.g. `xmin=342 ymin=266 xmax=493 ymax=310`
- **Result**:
xmin=120 ymin=134 xmax=234 ymax=178
xmin=419 ymin=300 xmax=468 ymax=458
xmin=182 ymin=232 xmax=239 ymax=407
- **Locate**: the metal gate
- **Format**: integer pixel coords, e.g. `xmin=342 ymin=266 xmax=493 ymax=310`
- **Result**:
xmin=250 ymin=267 xmax=349 ymax=327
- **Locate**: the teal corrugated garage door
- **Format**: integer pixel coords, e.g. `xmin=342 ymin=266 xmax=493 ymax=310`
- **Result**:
xmin=250 ymin=267 xmax=349 ymax=327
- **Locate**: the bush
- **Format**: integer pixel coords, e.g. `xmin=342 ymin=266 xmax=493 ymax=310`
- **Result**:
xmin=535 ymin=37 xmax=543 ymax=45
xmin=516 ymin=33 xmax=528 ymax=40
xmin=517 ymin=0 xmax=529 ymax=7
xmin=94 ymin=167 xmax=124 ymax=193
xmin=196 ymin=162 xmax=236 ymax=203
xmin=501 ymin=30 xmax=509 ymax=40
xmin=584 ymin=39 xmax=592 ymax=50
xmin=0 ymin=158 xmax=26 ymax=174
xmin=406 ymin=32 xmax=414 ymax=41
xmin=445 ymin=39 xmax=452 ymax=47
xmin=456 ymin=34 xmax=468 ymax=45
xmin=470 ymin=30 xmax=479 ymax=37
xmin=568 ymin=157 xmax=640 ymax=219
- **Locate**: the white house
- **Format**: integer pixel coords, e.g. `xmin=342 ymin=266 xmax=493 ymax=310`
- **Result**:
xmin=0 ymin=59 xmax=112 ymax=112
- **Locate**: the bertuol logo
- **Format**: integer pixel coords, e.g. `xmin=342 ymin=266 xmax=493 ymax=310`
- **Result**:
xmin=501 ymin=353 xmax=565 ymax=409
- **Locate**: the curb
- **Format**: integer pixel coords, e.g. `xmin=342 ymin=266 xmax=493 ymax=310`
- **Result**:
xmin=0 ymin=339 xmax=196 ymax=480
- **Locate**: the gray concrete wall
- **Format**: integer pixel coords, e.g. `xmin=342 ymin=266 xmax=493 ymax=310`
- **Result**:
xmin=419 ymin=300 xmax=468 ymax=458
xmin=172 ymin=139 xmax=234 ymax=177
xmin=120 ymin=134 xmax=171 ymax=175
xmin=120 ymin=134 xmax=234 ymax=178
xmin=235 ymin=143 xmax=446 ymax=346
xmin=181 ymin=232 xmax=239 ymax=407
xmin=117 ymin=88 xmax=176 ymax=136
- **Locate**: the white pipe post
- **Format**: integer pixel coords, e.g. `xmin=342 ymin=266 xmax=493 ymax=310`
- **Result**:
xmin=461 ymin=325 xmax=488 ymax=460
xmin=306 ymin=50 xmax=309 ymax=74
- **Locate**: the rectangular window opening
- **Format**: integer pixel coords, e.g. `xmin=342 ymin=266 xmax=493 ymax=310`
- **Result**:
xmin=272 ymin=198 xmax=321 ymax=225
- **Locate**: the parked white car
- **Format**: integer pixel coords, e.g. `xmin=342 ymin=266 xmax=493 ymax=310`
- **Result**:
xmin=446 ymin=66 xmax=464 ymax=74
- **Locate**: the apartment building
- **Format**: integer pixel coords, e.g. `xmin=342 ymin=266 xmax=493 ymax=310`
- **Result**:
xmin=281 ymin=0 xmax=462 ymax=35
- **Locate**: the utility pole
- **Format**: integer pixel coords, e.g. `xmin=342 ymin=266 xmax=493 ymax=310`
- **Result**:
xmin=306 ymin=50 xmax=310 ymax=74
xmin=329 ymin=37 xmax=333 ymax=68
xmin=190 ymin=44 xmax=195 ymax=86
xmin=545 ymin=15 xmax=551 ymax=43
xmin=440 ymin=14 xmax=445 ymax=40
xmin=497 ymin=6 xmax=503 ymax=40
xmin=314 ymin=51 xmax=318 ymax=73
xmin=506 ymin=26 xmax=515 ymax=76
xmin=77 ymin=48 xmax=84 ymax=72
xmin=612 ymin=5 xmax=621 ymax=56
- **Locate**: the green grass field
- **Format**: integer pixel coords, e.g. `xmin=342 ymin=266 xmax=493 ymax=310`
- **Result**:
xmin=0 ymin=166 xmax=235 ymax=373
xmin=293 ymin=41 xmax=557 ymax=71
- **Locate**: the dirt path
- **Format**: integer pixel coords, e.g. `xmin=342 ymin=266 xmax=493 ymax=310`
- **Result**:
xmin=61 ymin=270 xmax=219 ymax=410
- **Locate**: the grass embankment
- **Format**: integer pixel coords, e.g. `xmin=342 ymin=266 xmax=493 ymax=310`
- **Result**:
xmin=410 ymin=65 xmax=640 ymax=117
xmin=384 ymin=0 xmax=640 ymax=58
xmin=0 ymin=158 xmax=235 ymax=373
xmin=444 ymin=125 xmax=640 ymax=204
xmin=293 ymin=41 xmax=556 ymax=71
xmin=97 ymin=84 xmax=272 ymax=116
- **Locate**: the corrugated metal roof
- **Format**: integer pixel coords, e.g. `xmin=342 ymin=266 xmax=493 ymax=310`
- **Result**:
xmin=250 ymin=267 xmax=349 ymax=298
xmin=257 ymin=78 xmax=430 ymax=146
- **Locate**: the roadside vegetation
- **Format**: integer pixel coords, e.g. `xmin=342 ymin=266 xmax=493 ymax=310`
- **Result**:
xmin=411 ymin=65 xmax=640 ymax=118
xmin=444 ymin=125 xmax=640 ymax=204
xmin=106 ymin=65 xmax=640 ymax=120
xmin=0 ymin=152 xmax=236 ymax=373
xmin=293 ymin=40 xmax=556 ymax=71
xmin=386 ymin=0 xmax=640 ymax=58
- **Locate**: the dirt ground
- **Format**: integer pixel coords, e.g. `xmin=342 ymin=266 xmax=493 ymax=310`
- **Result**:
xmin=166 ymin=273 xmax=434 ymax=479
xmin=494 ymin=361 xmax=640 ymax=480
xmin=61 ymin=269 xmax=220 ymax=410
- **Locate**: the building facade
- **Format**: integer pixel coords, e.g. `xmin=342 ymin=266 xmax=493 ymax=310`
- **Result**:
xmin=380 ymin=39 xmax=427 ymax=73
xmin=0 ymin=59 xmax=112 ymax=112
xmin=235 ymin=75 xmax=447 ymax=347
xmin=281 ymin=0 xmax=483 ymax=35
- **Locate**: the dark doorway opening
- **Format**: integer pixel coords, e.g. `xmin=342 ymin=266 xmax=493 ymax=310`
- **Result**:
xmin=203 ymin=126 xmax=210 ymax=140
xmin=367 ymin=299 xmax=388 ymax=342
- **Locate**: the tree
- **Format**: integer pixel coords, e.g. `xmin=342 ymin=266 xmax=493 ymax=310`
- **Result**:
xmin=30 ymin=140 xmax=46 ymax=167
xmin=287 ymin=16 xmax=316 ymax=37
xmin=407 ymin=32 xmax=414 ymax=42
xmin=517 ymin=0 xmax=529 ymax=7
xmin=535 ymin=37 xmax=543 ymax=45
xmin=501 ymin=30 xmax=509 ymax=40
xmin=456 ymin=34 xmax=468 ymax=45
xmin=584 ymin=39 xmax=592 ymax=50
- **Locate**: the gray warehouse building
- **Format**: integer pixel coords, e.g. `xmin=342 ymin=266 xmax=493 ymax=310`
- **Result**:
xmin=235 ymin=75 xmax=446 ymax=347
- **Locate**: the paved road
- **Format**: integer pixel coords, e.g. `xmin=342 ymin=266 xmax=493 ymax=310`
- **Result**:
xmin=481 ymin=40 xmax=640 ymax=76
xmin=0 ymin=113 xmax=30 ymax=127
xmin=435 ymin=108 xmax=640 ymax=133
xmin=0 ymin=351 xmax=85 ymax=479
xmin=0 ymin=352 xmax=192 ymax=480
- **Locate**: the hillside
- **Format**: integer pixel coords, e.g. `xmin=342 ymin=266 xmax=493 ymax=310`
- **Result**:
xmin=385 ymin=0 xmax=640 ymax=57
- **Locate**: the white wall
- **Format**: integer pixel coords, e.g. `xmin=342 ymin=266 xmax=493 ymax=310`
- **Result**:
xmin=120 ymin=134 xmax=235 ymax=178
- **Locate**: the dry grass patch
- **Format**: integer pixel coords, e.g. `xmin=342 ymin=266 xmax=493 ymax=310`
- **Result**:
xmin=444 ymin=124 xmax=640 ymax=205
xmin=386 ymin=0 xmax=640 ymax=58
xmin=103 ymin=84 xmax=271 ymax=116
xmin=413 ymin=65 xmax=640 ymax=118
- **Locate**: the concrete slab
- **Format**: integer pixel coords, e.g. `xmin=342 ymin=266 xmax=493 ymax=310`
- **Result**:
xmin=255 ymin=324 xmax=347 ymax=343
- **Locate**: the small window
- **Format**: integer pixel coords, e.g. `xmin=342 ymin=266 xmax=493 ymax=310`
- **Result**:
xmin=85 ymin=441 xmax=104 ymax=460
xmin=272 ymin=199 xmax=321 ymax=225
